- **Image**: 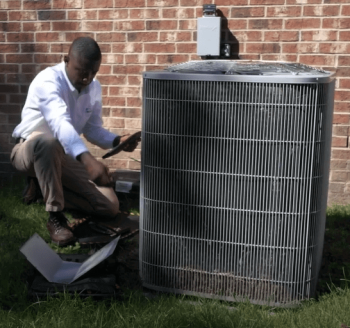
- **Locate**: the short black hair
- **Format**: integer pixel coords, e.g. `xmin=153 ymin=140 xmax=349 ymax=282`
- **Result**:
xmin=69 ymin=37 xmax=101 ymax=62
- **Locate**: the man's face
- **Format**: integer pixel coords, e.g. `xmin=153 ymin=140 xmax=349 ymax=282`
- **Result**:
xmin=64 ymin=53 xmax=101 ymax=92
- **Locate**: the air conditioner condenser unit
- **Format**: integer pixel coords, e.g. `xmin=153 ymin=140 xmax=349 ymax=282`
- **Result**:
xmin=140 ymin=60 xmax=335 ymax=306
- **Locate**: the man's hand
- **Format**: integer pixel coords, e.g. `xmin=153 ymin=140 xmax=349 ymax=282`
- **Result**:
xmin=119 ymin=134 xmax=140 ymax=152
xmin=77 ymin=152 xmax=113 ymax=187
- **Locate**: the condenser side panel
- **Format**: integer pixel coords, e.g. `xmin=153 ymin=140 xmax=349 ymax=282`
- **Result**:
xmin=140 ymin=77 xmax=334 ymax=306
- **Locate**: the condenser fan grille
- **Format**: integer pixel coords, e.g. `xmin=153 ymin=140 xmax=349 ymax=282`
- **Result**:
xmin=165 ymin=60 xmax=329 ymax=76
xmin=140 ymin=63 xmax=334 ymax=306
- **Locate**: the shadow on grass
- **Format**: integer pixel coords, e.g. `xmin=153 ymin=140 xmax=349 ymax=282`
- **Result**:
xmin=317 ymin=204 xmax=350 ymax=295
xmin=0 ymin=180 xmax=49 ymax=310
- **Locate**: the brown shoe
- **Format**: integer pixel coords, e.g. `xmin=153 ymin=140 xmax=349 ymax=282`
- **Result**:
xmin=47 ymin=212 xmax=76 ymax=246
xmin=22 ymin=176 xmax=43 ymax=205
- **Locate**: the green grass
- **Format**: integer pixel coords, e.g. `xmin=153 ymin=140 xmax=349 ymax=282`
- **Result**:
xmin=317 ymin=204 xmax=350 ymax=293
xmin=1 ymin=287 xmax=350 ymax=328
xmin=1 ymin=182 xmax=350 ymax=327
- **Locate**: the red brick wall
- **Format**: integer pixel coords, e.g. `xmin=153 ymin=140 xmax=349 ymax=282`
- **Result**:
xmin=0 ymin=0 xmax=349 ymax=204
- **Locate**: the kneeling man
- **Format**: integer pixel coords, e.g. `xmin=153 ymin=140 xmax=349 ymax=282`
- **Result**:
xmin=11 ymin=37 xmax=138 ymax=245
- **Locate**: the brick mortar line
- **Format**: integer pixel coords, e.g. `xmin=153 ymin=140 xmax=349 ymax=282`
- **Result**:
xmin=6 ymin=13 xmax=350 ymax=18
xmin=4 ymin=29 xmax=350 ymax=33
xmin=45 ymin=16 xmax=350 ymax=18
xmin=7 ymin=5 xmax=350 ymax=8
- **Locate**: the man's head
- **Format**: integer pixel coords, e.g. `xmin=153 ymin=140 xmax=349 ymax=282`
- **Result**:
xmin=64 ymin=37 xmax=101 ymax=92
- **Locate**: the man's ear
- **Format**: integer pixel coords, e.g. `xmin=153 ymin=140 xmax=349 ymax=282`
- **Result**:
xmin=64 ymin=55 xmax=69 ymax=64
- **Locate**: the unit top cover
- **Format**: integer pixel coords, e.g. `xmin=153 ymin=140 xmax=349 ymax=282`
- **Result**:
xmin=165 ymin=60 xmax=332 ymax=77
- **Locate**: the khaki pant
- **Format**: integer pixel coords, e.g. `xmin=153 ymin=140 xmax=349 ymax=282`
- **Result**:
xmin=10 ymin=133 xmax=119 ymax=218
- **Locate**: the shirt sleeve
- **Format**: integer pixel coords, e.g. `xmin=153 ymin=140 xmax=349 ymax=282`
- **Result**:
xmin=82 ymin=82 xmax=117 ymax=149
xmin=35 ymin=76 xmax=89 ymax=159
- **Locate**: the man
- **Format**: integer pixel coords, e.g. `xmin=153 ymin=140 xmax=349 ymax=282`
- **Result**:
xmin=11 ymin=37 xmax=138 ymax=246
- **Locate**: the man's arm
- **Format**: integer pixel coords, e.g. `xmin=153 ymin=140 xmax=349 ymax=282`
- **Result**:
xmin=77 ymin=152 xmax=112 ymax=187
xmin=36 ymin=79 xmax=89 ymax=159
xmin=82 ymin=82 xmax=116 ymax=149
xmin=83 ymin=81 xmax=140 ymax=153
xmin=36 ymin=76 xmax=112 ymax=186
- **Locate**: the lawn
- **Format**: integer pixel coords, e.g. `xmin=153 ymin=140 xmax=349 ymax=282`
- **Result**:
xmin=1 ymin=181 xmax=350 ymax=328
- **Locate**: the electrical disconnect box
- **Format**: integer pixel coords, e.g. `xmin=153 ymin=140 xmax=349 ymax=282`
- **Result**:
xmin=197 ymin=4 xmax=221 ymax=57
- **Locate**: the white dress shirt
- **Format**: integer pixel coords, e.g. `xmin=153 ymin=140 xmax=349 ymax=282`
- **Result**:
xmin=13 ymin=62 xmax=116 ymax=159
